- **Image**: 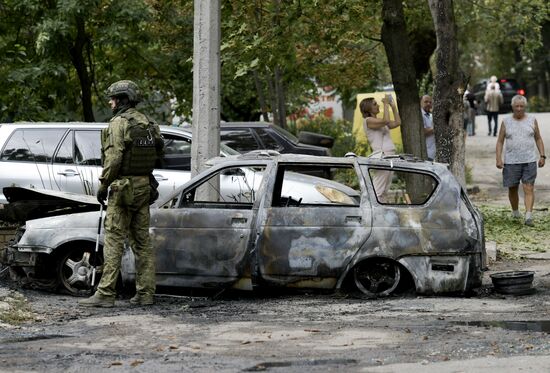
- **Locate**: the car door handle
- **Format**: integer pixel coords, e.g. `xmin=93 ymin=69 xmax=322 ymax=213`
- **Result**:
xmin=153 ymin=173 xmax=169 ymax=181
xmin=345 ymin=215 xmax=362 ymax=223
xmin=57 ymin=169 xmax=80 ymax=177
xmin=231 ymin=217 xmax=248 ymax=225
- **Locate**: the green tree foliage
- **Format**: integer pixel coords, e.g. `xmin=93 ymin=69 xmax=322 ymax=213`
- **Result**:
xmin=0 ymin=0 xmax=548 ymax=124
xmin=221 ymin=0 xmax=385 ymax=123
xmin=455 ymin=0 xmax=549 ymax=85
xmin=0 ymin=0 xmax=195 ymax=123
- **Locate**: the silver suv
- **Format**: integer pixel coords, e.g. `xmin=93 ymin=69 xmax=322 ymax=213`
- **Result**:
xmin=0 ymin=122 xmax=238 ymax=204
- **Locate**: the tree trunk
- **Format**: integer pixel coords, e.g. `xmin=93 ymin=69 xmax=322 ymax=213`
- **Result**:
xmin=267 ymin=74 xmax=279 ymax=126
xmin=428 ymin=0 xmax=466 ymax=185
xmin=69 ymin=16 xmax=95 ymax=122
xmin=253 ymin=70 xmax=269 ymax=121
xmin=381 ymin=0 xmax=426 ymax=159
xmin=274 ymin=66 xmax=287 ymax=128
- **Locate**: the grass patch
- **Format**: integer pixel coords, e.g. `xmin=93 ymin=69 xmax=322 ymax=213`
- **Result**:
xmin=0 ymin=291 xmax=34 ymax=325
xmin=479 ymin=205 xmax=550 ymax=258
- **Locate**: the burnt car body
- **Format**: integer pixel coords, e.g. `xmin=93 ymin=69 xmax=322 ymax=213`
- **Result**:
xmin=1 ymin=153 xmax=486 ymax=297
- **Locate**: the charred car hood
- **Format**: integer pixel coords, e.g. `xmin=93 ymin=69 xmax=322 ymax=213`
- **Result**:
xmin=0 ymin=187 xmax=100 ymax=223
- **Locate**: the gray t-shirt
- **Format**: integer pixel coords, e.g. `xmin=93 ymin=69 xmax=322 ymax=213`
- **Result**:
xmin=504 ymin=115 xmax=537 ymax=164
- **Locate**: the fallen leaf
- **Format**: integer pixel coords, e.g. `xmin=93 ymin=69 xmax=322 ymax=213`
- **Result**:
xmin=304 ymin=329 xmax=322 ymax=333
xmin=241 ymin=340 xmax=251 ymax=345
xmin=130 ymin=359 xmax=144 ymax=367
xmin=109 ymin=361 xmax=123 ymax=367
xmin=169 ymin=345 xmax=179 ymax=350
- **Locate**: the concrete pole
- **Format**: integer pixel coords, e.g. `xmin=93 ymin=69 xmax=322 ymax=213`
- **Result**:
xmin=191 ymin=0 xmax=220 ymax=178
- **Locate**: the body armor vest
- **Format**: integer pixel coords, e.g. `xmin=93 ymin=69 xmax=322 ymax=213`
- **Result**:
xmin=118 ymin=113 xmax=159 ymax=176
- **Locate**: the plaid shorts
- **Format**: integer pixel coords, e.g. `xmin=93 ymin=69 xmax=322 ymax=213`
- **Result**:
xmin=503 ymin=162 xmax=537 ymax=187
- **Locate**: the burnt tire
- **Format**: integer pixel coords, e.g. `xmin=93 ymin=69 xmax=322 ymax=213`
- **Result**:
xmin=353 ymin=259 xmax=400 ymax=297
xmin=298 ymin=131 xmax=334 ymax=149
xmin=56 ymin=244 xmax=102 ymax=296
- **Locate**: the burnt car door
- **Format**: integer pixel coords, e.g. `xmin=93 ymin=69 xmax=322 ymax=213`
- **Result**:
xmin=254 ymin=162 xmax=372 ymax=289
xmin=149 ymin=164 xmax=267 ymax=289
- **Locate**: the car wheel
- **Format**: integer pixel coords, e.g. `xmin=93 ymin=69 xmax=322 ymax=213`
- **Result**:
xmin=57 ymin=245 xmax=102 ymax=296
xmin=353 ymin=259 xmax=400 ymax=297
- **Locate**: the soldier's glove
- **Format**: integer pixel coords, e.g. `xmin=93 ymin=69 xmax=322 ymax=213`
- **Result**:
xmin=97 ymin=185 xmax=108 ymax=206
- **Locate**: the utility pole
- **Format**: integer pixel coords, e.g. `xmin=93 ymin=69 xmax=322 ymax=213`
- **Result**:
xmin=191 ymin=0 xmax=220 ymax=179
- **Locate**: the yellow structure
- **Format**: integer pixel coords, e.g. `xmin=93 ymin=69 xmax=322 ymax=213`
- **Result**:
xmin=353 ymin=92 xmax=403 ymax=151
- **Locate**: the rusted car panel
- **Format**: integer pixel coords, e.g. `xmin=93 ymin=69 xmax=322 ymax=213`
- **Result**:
xmin=2 ymin=153 xmax=485 ymax=297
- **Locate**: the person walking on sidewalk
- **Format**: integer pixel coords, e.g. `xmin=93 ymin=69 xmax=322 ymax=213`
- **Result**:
xmin=496 ymin=95 xmax=545 ymax=226
xmin=79 ymin=80 xmax=164 ymax=308
xmin=485 ymin=82 xmax=503 ymax=136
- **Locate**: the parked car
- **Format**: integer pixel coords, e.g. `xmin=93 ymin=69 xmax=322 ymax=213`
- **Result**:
xmin=2 ymin=152 xmax=486 ymax=298
xmin=217 ymin=122 xmax=333 ymax=156
xmin=0 ymin=122 xmax=239 ymax=204
xmin=472 ymin=78 xmax=525 ymax=114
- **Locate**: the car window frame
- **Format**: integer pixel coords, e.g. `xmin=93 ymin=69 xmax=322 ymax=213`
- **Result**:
xmin=253 ymin=128 xmax=285 ymax=151
xmin=220 ymin=128 xmax=262 ymax=153
xmin=53 ymin=130 xmax=75 ymax=165
xmin=270 ymin=162 xmax=364 ymax=208
xmin=0 ymin=127 xmax=69 ymax=164
xmin=73 ymin=129 xmax=102 ymax=166
xmin=364 ymin=166 xmax=440 ymax=207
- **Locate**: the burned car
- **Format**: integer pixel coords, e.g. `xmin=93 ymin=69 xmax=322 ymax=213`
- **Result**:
xmin=1 ymin=152 xmax=485 ymax=297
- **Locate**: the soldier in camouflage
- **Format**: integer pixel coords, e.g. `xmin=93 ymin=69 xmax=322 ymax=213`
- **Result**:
xmin=79 ymin=80 xmax=164 ymax=308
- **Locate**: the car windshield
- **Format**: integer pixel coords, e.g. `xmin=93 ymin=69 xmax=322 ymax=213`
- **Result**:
xmin=271 ymin=125 xmax=299 ymax=144
xmin=499 ymin=81 xmax=518 ymax=90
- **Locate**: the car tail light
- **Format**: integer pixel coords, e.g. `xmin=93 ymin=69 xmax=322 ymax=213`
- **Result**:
xmin=517 ymin=89 xmax=525 ymax=95
xmin=500 ymin=79 xmax=507 ymax=83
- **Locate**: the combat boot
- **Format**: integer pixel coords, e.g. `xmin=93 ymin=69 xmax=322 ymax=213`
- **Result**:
xmin=130 ymin=293 xmax=154 ymax=306
xmin=78 ymin=293 xmax=115 ymax=308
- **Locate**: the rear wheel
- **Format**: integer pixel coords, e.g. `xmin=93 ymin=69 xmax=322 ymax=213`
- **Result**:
xmin=353 ymin=259 xmax=400 ymax=297
xmin=57 ymin=245 xmax=102 ymax=296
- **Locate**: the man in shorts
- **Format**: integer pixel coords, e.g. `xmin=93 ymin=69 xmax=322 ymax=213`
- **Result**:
xmin=496 ymin=95 xmax=545 ymax=226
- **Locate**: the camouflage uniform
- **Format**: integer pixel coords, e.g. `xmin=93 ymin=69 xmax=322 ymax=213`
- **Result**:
xmin=81 ymin=80 xmax=164 ymax=307
xmin=96 ymin=108 xmax=163 ymax=301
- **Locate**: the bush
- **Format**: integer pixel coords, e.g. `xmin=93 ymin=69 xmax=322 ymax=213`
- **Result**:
xmin=287 ymin=115 xmax=370 ymax=157
xmin=529 ymin=96 xmax=550 ymax=113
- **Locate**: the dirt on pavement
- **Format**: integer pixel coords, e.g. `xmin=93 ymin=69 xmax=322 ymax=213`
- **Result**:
xmin=2 ymin=113 xmax=550 ymax=373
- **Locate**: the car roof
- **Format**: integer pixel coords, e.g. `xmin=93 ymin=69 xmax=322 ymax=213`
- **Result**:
xmin=0 ymin=122 xmax=107 ymax=129
xmin=0 ymin=122 xmax=193 ymax=136
xmin=206 ymin=151 xmax=448 ymax=173
xmin=220 ymin=122 xmax=271 ymax=128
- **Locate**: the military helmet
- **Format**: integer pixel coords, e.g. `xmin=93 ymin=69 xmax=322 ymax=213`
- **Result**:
xmin=106 ymin=80 xmax=142 ymax=102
